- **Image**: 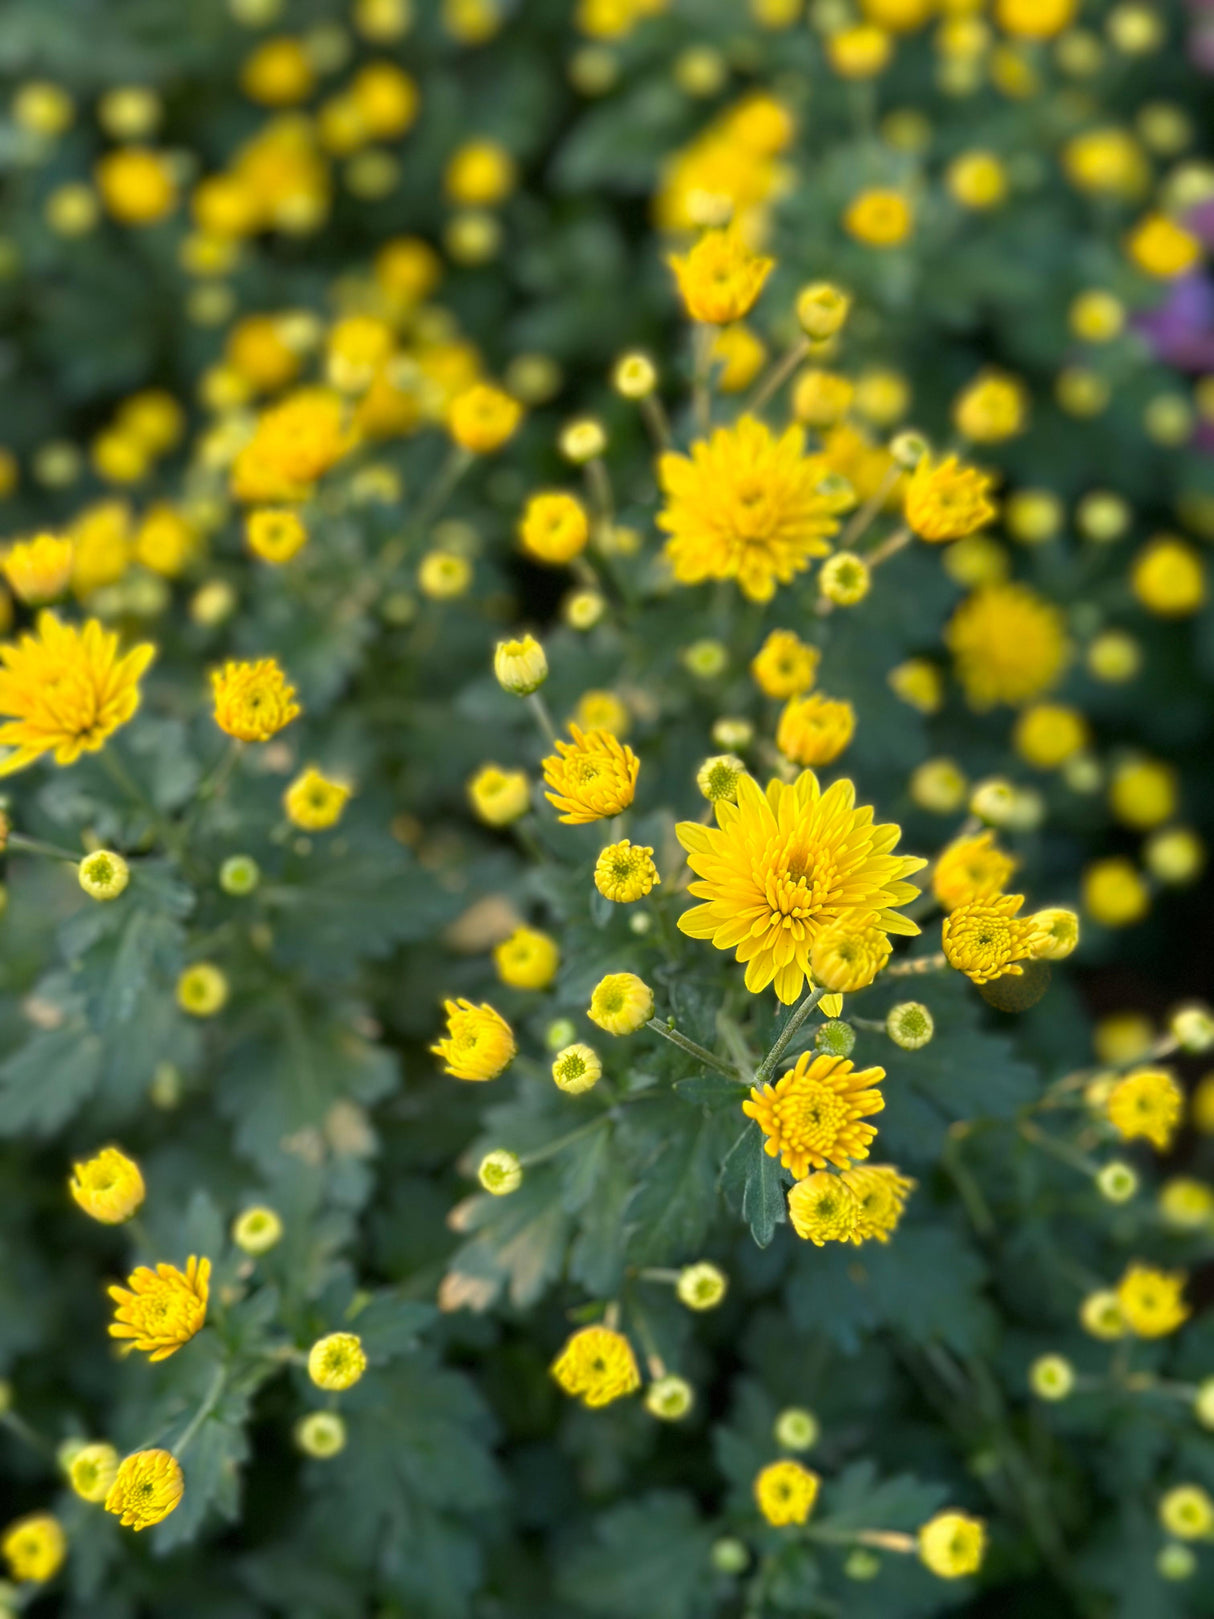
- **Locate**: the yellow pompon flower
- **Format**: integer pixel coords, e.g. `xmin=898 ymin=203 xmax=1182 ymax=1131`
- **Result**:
xmin=1131 ymin=536 xmax=1206 ymax=617
xmin=211 ymin=658 xmax=301 ymax=742
xmin=841 ymin=1164 xmax=915 ymax=1243
xmin=904 ymin=456 xmax=997 ymax=542
xmin=575 ymin=690 xmax=629 ymax=736
xmin=751 ymin=629 xmax=819 ymax=699
xmin=755 ymin=1459 xmax=820 ymax=1526
xmin=953 ymin=372 xmax=1027 ymax=443
xmin=468 ymin=764 xmax=530 ymax=826
xmin=308 ymin=1331 xmax=367 ymax=1391
xmin=432 ymin=998 xmax=515 ymax=1080
xmin=69 ymin=1146 xmax=145 ymax=1224
xmin=493 ymin=925 xmax=560 ymax=990
xmin=447 ymin=383 xmax=523 ymax=454
xmin=1029 ymin=907 xmax=1079 ymax=960
xmin=775 ymin=693 xmax=855 ymax=768
xmin=108 ymin=1256 xmax=210 ymax=1361
xmin=96 ymin=147 xmax=177 ymax=225
xmin=1013 ymin=703 xmax=1088 ymax=770
xmin=518 ymin=491 xmax=590 ymax=565
xmin=676 ymin=770 xmax=925 ymax=1004
xmin=918 ymin=1511 xmax=986 ymax=1578
xmin=551 ymin=1325 xmax=640 ymax=1408
xmin=1083 ymin=857 xmax=1149 ymax=927
xmin=1 ymin=1513 xmax=66 ymax=1582
xmin=542 ymin=724 xmax=639 ymax=824
xmin=247 ymin=507 xmax=308 ymax=564
xmin=745 ymin=1052 xmax=885 ymax=1178
xmin=587 ymin=972 xmax=653 ymax=1035
xmin=594 ymin=839 xmax=660 ymax=903
xmin=657 ymin=418 xmax=841 ymax=603
xmin=1106 ymin=1068 xmax=1185 ymax=1151
xmin=711 ymin=323 xmax=767 ymax=392
xmin=1160 ymin=1485 xmax=1214 ymax=1541
xmin=69 ymin=1442 xmax=120 ymax=1503
xmin=177 ymin=962 xmax=228 ymax=1016
xmin=946 ymin=583 xmax=1069 ymax=710
xmin=3 ymin=533 xmax=74 ymax=603
xmin=933 ymin=831 xmax=1018 ymax=912
xmin=284 ymin=766 xmax=351 ymax=830
xmin=1116 ymin=1263 xmax=1190 ymax=1338
xmin=843 ymin=188 xmax=913 ymax=247
xmin=809 ymin=919 xmax=892 ymax=993
xmin=1126 ymin=214 xmax=1202 ymax=279
xmin=0 ymin=612 xmax=154 ymax=777
xmin=942 ymin=894 xmax=1046 ymax=985
xmin=787 ymin=1170 xmax=861 ymax=1245
xmin=552 ymin=1042 xmax=602 ymax=1094
xmin=104 ymin=1449 xmax=184 ymax=1530
xmin=230 ymin=389 xmax=357 ymax=503
xmin=667 ymin=227 xmax=774 ymax=325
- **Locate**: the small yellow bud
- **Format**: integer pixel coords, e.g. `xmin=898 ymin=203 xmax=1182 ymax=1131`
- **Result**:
xmin=774 ymin=1407 xmax=820 ymax=1450
xmin=819 ymin=552 xmax=870 ymax=606
xmin=796 ymin=282 xmax=851 ymax=339
xmin=478 ymin=1149 xmax=523 ymax=1195
xmin=551 ymin=1043 xmax=602 ymax=1095
xmin=295 ymin=1411 xmax=347 ymax=1458
xmin=232 ymin=1205 xmax=284 ymax=1254
xmin=613 ymin=352 xmax=657 ymax=398
xmin=220 ymin=855 xmax=261 ymax=895
xmin=559 ymin=418 xmax=607 ymax=463
xmin=676 ymin=1261 xmax=727 ymax=1310
xmin=1096 ymin=1161 xmax=1138 ymax=1203
xmin=711 ymin=717 xmax=753 ymax=750
xmin=890 ymin=429 xmax=931 ymax=469
xmin=1029 ymin=1354 xmax=1075 ymax=1400
xmin=307 ymin=1332 xmax=367 ymax=1391
xmin=177 ymin=962 xmax=229 ymax=1017
xmin=493 ymin=634 xmax=548 ymax=696
xmin=887 ymin=1002 xmax=934 ymax=1050
xmin=1031 ymin=907 xmax=1080 ymax=960
xmin=645 ymin=1375 xmax=694 ymax=1420
xmin=1171 ymin=1004 xmax=1214 ymax=1053
xmin=696 ymin=754 xmax=746 ymax=804
xmin=78 ymin=849 xmax=130 ymax=901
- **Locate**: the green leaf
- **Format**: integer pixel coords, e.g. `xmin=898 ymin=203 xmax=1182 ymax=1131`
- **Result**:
xmin=0 ymin=1027 xmax=102 ymax=1136
xmin=351 ymin=1290 xmax=437 ymax=1363
xmin=556 ymin=1491 xmax=714 ymax=1619
xmin=720 ymin=1123 xmax=787 ymax=1249
xmin=625 ymin=1107 xmax=728 ymax=1266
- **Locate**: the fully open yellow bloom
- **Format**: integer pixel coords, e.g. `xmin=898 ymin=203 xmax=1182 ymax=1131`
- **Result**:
xmin=587 ymin=972 xmax=653 ymax=1034
xmin=787 ymin=1170 xmax=860 ymax=1245
xmin=905 ymin=456 xmax=997 ymax=541
xmin=308 ymin=1331 xmax=367 ymax=1390
xmin=943 ymin=894 xmax=1046 ymax=984
xmin=946 ymin=583 xmax=1069 ymax=709
xmin=751 ymin=628 xmax=819 ymax=698
xmin=3 ymin=533 xmax=74 ymax=603
xmin=776 ymin=693 xmax=855 ymax=767
xmin=231 ymin=389 xmax=356 ymax=503
xmin=844 ymin=189 xmax=913 ymax=247
xmin=69 ymin=1146 xmax=145 ymax=1224
xmin=104 ymin=1449 xmax=184 ymax=1530
xmin=745 ymin=1052 xmax=885 ymax=1177
xmin=842 ymin=1164 xmax=915 ymax=1242
xmin=542 ymin=724 xmax=639 ymax=824
xmin=1106 ymin=1067 xmax=1184 ymax=1151
xmin=0 ymin=612 xmax=154 ymax=776
xmin=594 ymin=839 xmax=660 ymax=902
xmin=432 ymin=998 xmax=516 ymax=1080
xmin=676 ymin=770 xmax=924 ymax=1003
xmin=933 ymin=831 xmax=1018 ymax=911
xmin=1116 ymin=1263 xmax=1189 ymax=1338
xmin=284 ymin=766 xmax=350 ymax=829
xmin=657 ymin=418 xmax=842 ymax=602
xmin=667 ymin=227 xmax=773 ymax=324
xmin=447 ymin=384 xmax=523 ymax=453
xmin=211 ymin=658 xmax=301 ymax=741
xmin=1 ymin=1513 xmax=66 ymax=1582
xmin=247 ymin=507 xmax=308 ymax=564
xmin=919 ymin=1511 xmax=986 ymax=1577
xmin=551 ymin=1325 xmax=640 ymax=1407
xmin=69 ymin=1442 xmax=120 ymax=1503
xmin=493 ymin=925 xmax=560 ymax=989
xmin=754 ymin=1459 xmax=820 ymax=1526
xmin=809 ymin=919 xmax=892 ymax=992
xmin=108 ymin=1256 xmax=210 ymax=1361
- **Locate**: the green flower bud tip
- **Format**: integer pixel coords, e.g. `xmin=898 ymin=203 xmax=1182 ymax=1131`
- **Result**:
xmin=709 ymin=1537 xmax=749 ymax=1575
xmin=1029 ymin=1354 xmax=1075 ymax=1401
xmin=774 ymin=1406 xmax=820 ymax=1451
xmin=814 ymin=1019 xmax=855 ymax=1057
xmin=887 ymin=1002 xmax=934 ymax=1050
xmin=1096 ymin=1161 xmax=1138 ymax=1203
xmin=645 ymin=1375 xmax=694 ymax=1421
xmin=78 ymin=849 xmax=130 ymax=901
xmin=479 ymin=1149 xmax=523 ymax=1195
xmin=296 ymin=1411 xmax=347 ymax=1458
xmin=220 ymin=854 xmax=261 ymax=895
xmin=1157 ymin=1543 xmax=1196 ymax=1581
xmin=844 ymin=1548 xmax=881 ymax=1581
xmin=676 ymin=1261 xmax=727 ymax=1310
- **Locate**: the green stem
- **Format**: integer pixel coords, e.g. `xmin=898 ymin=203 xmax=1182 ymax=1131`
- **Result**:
xmin=195 ymin=738 xmax=243 ymax=804
xmin=692 ymin=323 xmax=714 ymax=434
xmin=746 ymin=335 xmax=811 ymax=416
xmin=6 ymin=832 xmax=80 ymax=863
xmin=528 ymin=692 xmax=558 ymax=747
xmin=840 ymin=463 xmax=903 ymax=549
xmin=101 ymin=748 xmax=188 ymax=862
xmin=519 ymin=1114 xmax=610 ymax=1169
xmin=173 ymin=1360 xmax=227 ymax=1458
xmin=645 ymin=1017 xmax=742 ymax=1081
xmin=1018 ymin=1119 xmax=1099 ymax=1178
xmin=755 ymin=988 xmax=825 ymax=1084
xmin=1 ymin=1408 xmax=55 ymax=1459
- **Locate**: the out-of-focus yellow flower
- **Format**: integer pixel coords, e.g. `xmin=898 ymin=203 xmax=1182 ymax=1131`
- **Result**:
xmin=447 ymin=383 xmax=522 ymax=453
xmin=587 ymin=972 xmax=653 ymax=1034
xmin=1070 ymin=290 xmax=1125 ymax=342
xmin=947 ymin=151 xmax=1008 ymax=208
xmin=843 ymin=188 xmax=913 ymax=247
xmin=946 ymin=583 xmax=1068 ymax=709
xmin=754 ymin=1460 xmax=820 ymax=1525
xmin=241 ymin=36 xmax=316 ymax=106
xmin=69 ymin=1147 xmax=145 ymax=1224
xmin=933 ymin=832 xmax=1017 ymax=911
xmin=350 ymin=61 xmax=419 ymax=138
xmin=1106 ymin=1067 xmax=1184 ymax=1150
xmin=108 ymin=1256 xmax=210 ymax=1361
xmin=551 ymin=1326 xmax=640 ymax=1406
xmin=69 ymin=1443 xmax=120 ymax=1503
xmin=1082 ymin=857 xmax=1149 ymax=927
xmin=711 ymin=324 xmax=767 ymax=391
xmin=432 ymin=998 xmax=515 ymax=1080
xmin=776 ymin=693 xmax=855 ymax=767
xmin=232 ymin=389 xmax=356 ymax=502
xmin=445 ymin=140 xmax=516 ymax=205
xmin=1063 ymin=127 xmax=1149 ymax=197
xmin=468 ymin=764 xmax=530 ymax=825
xmin=105 ymin=1450 xmax=183 ymax=1530
xmin=953 ymin=371 xmax=1027 ymax=442
xmin=918 ymin=1511 xmax=986 ymax=1577
xmin=668 ymin=227 xmax=774 ymax=324
xmin=751 ymin=629 xmax=819 ymax=699
xmin=95 ymin=147 xmax=177 ymax=224
xmin=1116 ymin=1263 xmax=1189 ymax=1337
xmin=792 ymin=369 xmax=854 ymax=428
xmin=211 ymin=658 xmax=300 ymax=741
xmin=1 ymin=1513 xmax=67 ymax=1582
xmin=177 ymin=962 xmax=229 ymax=1016
xmin=890 ymin=659 xmax=944 ymax=714
xmin=519 ymin=491 xmax=590 ymax=564
xmin=493 ymin=926 xmax=560 ymax=989
xmin=1109 ymin=757 xmax=1176 ymax=830
xmin=1127 ymin=213 xmax=1202 ymax=277
xmin=2 ymin=533 xmax=74 ymax=603
xmin=284 ymin=766 xmax=351 ymax=830
xmin=226 ymin=314 xmax=302 ymax=393
xmin=136 ymin=505 xmax=196 ymax=576
xmin=247 ymin=507 xmax=308 ymax=564
xmin=842 ymin=1163 xmax=916 ymax=1242
xmin=308 ymin=1332 xmax=367 ymax=1390
xmin=1013 ymin=703 xmax=1088 ymax=769
xmin=905 ymin=455 xmax=997 ymax=541
xmin=1131 ymin=536 xmax=1205 ymax=615
xmin=827 ymin=24 xmax=893 ymax=78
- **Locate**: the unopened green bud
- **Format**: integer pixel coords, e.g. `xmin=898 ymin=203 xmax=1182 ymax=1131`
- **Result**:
xmin=220 ymin=855 xmax=260 ymax=895
xmin=710 ymin=1536 xmax=750 ymax=1575
xmin=676 ymin=1261 xmax=727 ymax=1310
xmin=478 ymin=1149 xmax=523 ymax=1195
xmin=1029 ymin=1354 xmax=1075 ymax=1400
xmin=78 ymin=849 xmax=130 ymax=901
xmin=887 ymin=1002 xmax=934 ymax=1050
xmin=774 ymin=1407 xmax=820 ymax=1451
xmin=646 ymin=1375 xmax=694 ymax=1421
xmin=814 ymin=1019 xmax=856 ymax=1057
xmin=891 ymin=429 xmax=930 ymax=469
xmin=845 ymin=1547 xmax=881 ymax=1580
xmin=296 ymin=1411 xmax=347 ymax=1458
xmin=1096 ymin=1160 xmax=1138 ymax=1203
xmin=796 ymin=282 xmax=851 ymax=340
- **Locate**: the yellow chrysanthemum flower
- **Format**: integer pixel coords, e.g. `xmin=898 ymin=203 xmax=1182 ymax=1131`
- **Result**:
xmin=69 ymin=1442 xmax=120 ymax=1503
xmin=552 ymin=1042 xmax=602 ymax=1094
xmin=104 ymin=1449 xmax=184 ymax=1530
xmin=587 ymin=972 xmax=653 ymax=1035
xmin=754 ymin=1459 xmax=820 ymax=1526
xmin=942 ymin=894 xmax=1047 ymax=985
xmin=918 ymin=1511 xmax=986 ymax=1578
xmin=1 ymin=1513 xmax=66 ymax=1582
xmin=447 ymin=383 xmax=523 ymax=454
xmin=177 ymin=962 xmax=228 ymax=1016
xmin=843 ymin=188 xmax=913 ymax=247
xmin=675 ymin=770 xmax=925 ymax=1004
xmin=247 ymin=507 xmax=308 ymax=564
xmin=96 ymin=147 xmax=176 ymax=224
xmin=518 ymin=491 xmax=590 ymax=565
xmin=211 ymin=657 xmax=301 ymax=742
xmin=933 ymin=831 xmax=1018 ymax=911
xmin=0 ymin=612 xmax=154 ymax=776
xmin=775 ymin=693 xmax=856 ymax=768
xmin=1013 ymin=703 xmax=1089 ymax=770
xmin=308 ymin=1331 xmax=367 ymax=1391
xmin=232 ymin=1205 xmax=284 ymax=1255
xmin=953 ymin=372 xmax=1027 ymax=443
xmin=657 ymin=418 xmax=842 ymax=603
xmin=667 ymin=226 xmax=774 ymax=324
xmin=751 ymin=628 xmax=819 ymax=699
xmin=787 ymin=1170 xmax=861 ymax=1245
xmin=542 ymin=724 xmax=639 ymax=824
xmin=550 ymin=1325 xmax=640 ymax=1407
xmin=494 ymin=635 xmax=549 ymax=696
xmin=284 ymin=766 xmax=351 ymax=830
xmin=809 ymin=918 xmax=892 ymax=992
xmin=1131 ymin=536 xmax=1206 ymax=616
xmin=108 ymin=1256 xmax=210 ymax=1361
xmin=594 ymin=839 xmax=660 ymax=903
xmin=1083 ymin=857 xmax=1149 ymax=927
xmin=2 ymin=533 xmax=74 ymax=603
xmin=711 ymin=323 xmax=767 ymax=391
xmin=841 ymin=1163 xmax=916 ymax=1243
xmin=493 ymin=925 xmax=560 ymax=989
xmin=136 ymin=506 xmax=196 ymax=577
xmin=575 ymin=690 xmax=630 ymax=737
xmin=468 ymin=764 xmax=531 ymax=826
xmin=432 ymin=998 xmax=516 ymax=1081
xmin=1159 ymin=1485 xmax=1214 ymax=1541
xmin=1106 ymin=1068 xmax=1184 ymax=1151
xmin=946 ymin=583 xmax=1069 ymax=709
xmin=904 ymin=456 xmax=997 ymax=542
xmin=231 ymin=389 xmax=356 ymax=503
xmin=745 ymin=1052 xmax=885 ymax=1178
xmin=69 ymin=1146 xmax=145 ymax=1224
xmin=1116 ymin=1263 xmax=1190 ymax=1338
xmin=1126 ymin=214 xmax=1202 ymax=278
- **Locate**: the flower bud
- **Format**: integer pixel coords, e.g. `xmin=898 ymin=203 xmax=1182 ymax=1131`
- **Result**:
xmin=711 ymin=717 xmax=752 ymax=750
xmin=887 ymin=1002 xmax=934 ymax=1050
xmin=819 ymin=551 xmax=870 ymax=606
xmin=697 ymin=754 xmax=746 ymax=804
xmin=774 ymin=1407 xmax=820 ymax=1451
xmin=478 ymin=1149 xmax=523 ymax=1195
xmin=1096 ymin=1161 xmax=1138 ymax=1203
xmin=613 ymin=352 xmax=657 ymax=399
xmin=220 ymin=855 xmax=260 ymax=895
xmin=1029 ymin=1354 xmax=1075 ymax=1400
xmin=969 ymin=776 xmax=1018 ymax=826
xmin=552 ymin=1043 xmax=601 ymax=1094
xmin=546 ymin=1018 xmax=577 ymax=1050
xmin=845 ymin=1548 xmax=881 ymax=1580
xmin=796 ymin=282 xmax=851 ymax=339
xmin=493 ymin=633 xmax=548 ymax=696
xmin=890 ymin=429 xmax=930 ymax=469
xmin=710 ymin=1537 xmax=749 ymax=1575
xmin=814 ymin=1019 xmax=856 ymax=1057
xmin=1157 ymin=1543 xmax=1197 ymax=1581
xmin=295 ymin=1411 xmax=347 ymax=1458
xmin=233 ymin=1205 xmax=284 ymax=1254
xmin=1032 ymin=908 xmax=1080 ymax=960
xmin=1193 ymin=1377 xmax=1214 ymax=1428
xmin=559 ymin=417 xmax=607 ymax=463
xmin=676 ymin=1261 xmax=727 ymax=1310
xmin=1171 ymin=1004 xmax=1214 ymax=1053
xmin=645 ymin=1375 xmax=694 ymax=1421
xmin=77 ymin=849 xmax=130 ymax=902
